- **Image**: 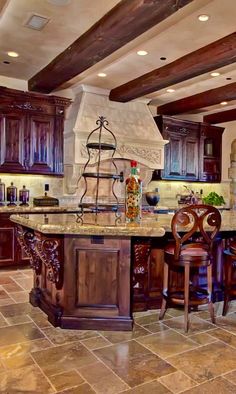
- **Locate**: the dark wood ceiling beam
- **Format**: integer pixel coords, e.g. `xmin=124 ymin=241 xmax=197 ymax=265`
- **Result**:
xmin=203 ymin=108 xmax=236 ymax=124
xmin=28 ymin=0 xmax=193 ymax=94
xmin=157 ymin=82 xmax=236 ymax=115
xmin=109 ymin=32 xmax=236 ymax=102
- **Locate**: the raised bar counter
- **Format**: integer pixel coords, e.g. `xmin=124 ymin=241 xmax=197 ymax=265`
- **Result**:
xmin=10 ymin=210 xmax=236 ymax=330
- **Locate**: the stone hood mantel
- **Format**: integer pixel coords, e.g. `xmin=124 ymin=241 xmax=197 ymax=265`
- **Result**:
xmin=64 ymin=84 xmax=168 ymax=194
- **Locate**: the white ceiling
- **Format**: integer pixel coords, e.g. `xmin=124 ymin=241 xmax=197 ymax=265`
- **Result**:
xmin=0 ymin=0 xmax=235 ymax=115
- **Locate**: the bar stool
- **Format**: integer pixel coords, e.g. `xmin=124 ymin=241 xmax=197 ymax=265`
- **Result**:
xmin=223 ymin=240 xmax=236 ymax=316
xmin=159 ymin=204 xmax=221 ymax=332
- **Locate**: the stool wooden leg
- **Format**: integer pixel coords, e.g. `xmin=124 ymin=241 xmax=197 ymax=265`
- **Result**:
xmin=207 ymin=264 xmax=215 ymax=324
xmin=223 ymin=255 xmax=232 ymax=316
xmin=159 ymin=261 xmax=168 ymax=320
xmin=184 ymin=264 xmax=190 ymax=333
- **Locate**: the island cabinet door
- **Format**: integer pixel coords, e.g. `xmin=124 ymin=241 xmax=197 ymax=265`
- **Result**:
xmin=62 ymin=235 xmax=132 ymax=331
xmin=0 ymin=214 xmax=18 ymax=266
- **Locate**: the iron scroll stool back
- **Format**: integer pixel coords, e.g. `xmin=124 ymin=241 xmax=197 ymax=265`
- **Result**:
xmin=159 ymin=204 xmax=221 ymax=332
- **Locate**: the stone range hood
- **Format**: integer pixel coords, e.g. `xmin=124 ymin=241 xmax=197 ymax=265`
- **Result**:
xmin=64 ymin=85 xmax=168 ymax=194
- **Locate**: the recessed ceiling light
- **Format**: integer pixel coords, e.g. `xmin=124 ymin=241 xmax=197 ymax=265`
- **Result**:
xmin=137 ymin=50 xmax=148 ymax=56
xmin=160 ymin=57 xmax=166 ymax=61
xmin=98 ymin=73 xmax=107 ymax=77
xmin=7 ymin=51 xmax=19 ymax=58
xmin=198 ymin=14 xmax=210 ymax=22
xmin=220 ymin=101 xmax=228 ymax=106
xmin=166 ymin=88 xmax=175 ymax=93
xmin=226 ymin=77 xmax=232 ymax=80
xmin=25 ymin=14 xmax=50 ymax=30
xmin=3 ymin=60 xmax=10 ymax=64
xmin=210 ymin=72 xmax=220 ymax=77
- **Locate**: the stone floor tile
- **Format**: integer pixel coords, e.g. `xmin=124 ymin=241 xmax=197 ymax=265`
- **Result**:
xmin=2 ymin=281 xmax=24 ymax=293
xmin=0 ymin=338 xmax=53 ymax=359
xmin=13 ymin=276 xmax=33 ymax=290
xmin=0 ymin=312 xmax=8 ymax=328
xmin=119 ymin=380 xmax=171 ymax=393
xmin=0 ymin=322 xmax=45 ymax=347
xmin=208 ymin=328 xmax=236 ymax=347
xmin=214 ymin=314 xmax=236 ymax=334
xmin=137 ymin=330 xmax=198 ymax=358
xmin=81 ymin=335 xmax=111 ymax=350
xmin=94 ymin=340 xmax=175 ymax=387
xmin=29 ymin=312 xmax=53 ymax=328
xmin=188 ymin=331 xmax=218 ymax=345
xmin=164 ymin=308 xmax=185 ymax=317
xmin=49 ymin=370 xmax=84 ymax=392
xmin=0 ymin=298 xmax=15 ymax=306
xmin=9 ymin=291 xmax=30 ymax=303
xmin=134 ymin=313 xmax=159 ymax=325
xmin=2 ymin=353 xmax=35 ymax=369
xmin=183 ymin=376 xmax=236 ymax=393
xmin=167 ymin=341 xmax=236 ymax=383
xmin=79 ymin=361 xmax=129 ymax=393
xmin=56 ymin=383 xmax=96 ymax=393
xmin=163 ymin=314 xmax=215 ymax=336
xmin=42 ymin=327 xmax=99 ymax=345
xmin=0 ymin=276 xmax=15 ymax=285
xmin=0 ymin=301 xmax=35 ymax=317
xmin=0 ymin=364 xmax=55 ymax=393
xmin=142 ymin=322 xmax=170 ymax=333
xmin=32 ymin=341 xmax=97 ymax=377
xmin=99 ymin=323 xmax=150 ymax=344
xmin=6 ymin=313 xmax=32 ymax=325
xmin=0 ymin=289 xmax=10 ymax=299
xmin=158 ymin=370 xmax=197 ymax=393
xmin=223 ymin=369 xmax=236 ymax=385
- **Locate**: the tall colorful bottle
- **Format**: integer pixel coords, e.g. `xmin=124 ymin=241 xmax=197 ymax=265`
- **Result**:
xmin=125 ymin=160 xmax=142 ymax=223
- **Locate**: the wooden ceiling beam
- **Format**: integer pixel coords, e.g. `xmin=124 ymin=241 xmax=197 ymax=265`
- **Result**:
xmin=157 ymin=82 xmax=236 ymax=115
xmin=203 ymin=108 xmax=236 ymax=124
xmin=28 ymin=0 xmax=193 ymax=94
xmin=109 ymin=32 xmax=236 ymax=102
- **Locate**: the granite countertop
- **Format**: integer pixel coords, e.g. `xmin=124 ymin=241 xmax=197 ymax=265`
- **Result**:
xmin=10 ymin=210 xmax=236 ymax=237
xmin=10 ymin=212 xmax=166 ymax=237
xmin=0 ymin=205 xmax=80 ymax=214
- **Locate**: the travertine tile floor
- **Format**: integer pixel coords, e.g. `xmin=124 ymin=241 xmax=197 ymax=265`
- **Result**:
xmin=1 ymin=268 xmax=236 ymax=393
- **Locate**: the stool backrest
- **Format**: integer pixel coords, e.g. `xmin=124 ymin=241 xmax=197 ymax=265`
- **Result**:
xmin=171 ymin=204 xmax=221 ymax=260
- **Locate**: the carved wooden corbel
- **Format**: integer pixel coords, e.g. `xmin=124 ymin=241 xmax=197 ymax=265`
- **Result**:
xmin=16 ymin=225 xmax=42 ymax=275
xmin=35 ymin=235 xmax=63 ymax=289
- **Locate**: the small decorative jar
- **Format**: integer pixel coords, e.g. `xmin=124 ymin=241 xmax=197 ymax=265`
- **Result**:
xmin=19 ymin=185 xmax=30 ymax=206
xmin=6 ymin=182 xmax=17 ymax=206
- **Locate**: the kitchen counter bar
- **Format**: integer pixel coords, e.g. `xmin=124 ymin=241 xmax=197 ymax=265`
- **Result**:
xmin=9 ymin=210 xmax=236 ymax=331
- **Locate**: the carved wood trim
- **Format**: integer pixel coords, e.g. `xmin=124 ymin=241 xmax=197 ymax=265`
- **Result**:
xmin=16 ymin=225 xmax=42 ymax=275
xmin=35 ymin=235 xmax=63 ymax=289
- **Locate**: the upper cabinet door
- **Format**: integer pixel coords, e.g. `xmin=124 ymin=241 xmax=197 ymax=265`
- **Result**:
xmin=184 ymin=132 xmax=199 ymax=180
xmin=0 ymin=114 xmax=26 ymax=172
xmin=163 ymin=131 xmax=183 ymax=179
xmin=27 ymin=115 xmax=54 ymax=174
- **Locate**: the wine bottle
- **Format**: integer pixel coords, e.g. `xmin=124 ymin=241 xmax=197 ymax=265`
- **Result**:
xmin=125 ymin=160 xmax=142 ymax=223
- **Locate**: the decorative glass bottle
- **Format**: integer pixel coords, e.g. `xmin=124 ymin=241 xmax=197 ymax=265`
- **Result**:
xmin=6 ymin=182 xmax=17 ymax=206
xmin=19 ymin=185 xmax=30 ymax=206
xmin=0 ymin=179 xmax=5 ymax=206
xmin=125 ymin=160 xmax=142 ymax=223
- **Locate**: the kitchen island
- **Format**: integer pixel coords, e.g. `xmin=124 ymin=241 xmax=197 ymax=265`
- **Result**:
xmin=10 ymin=210 xmax=236 ymax=331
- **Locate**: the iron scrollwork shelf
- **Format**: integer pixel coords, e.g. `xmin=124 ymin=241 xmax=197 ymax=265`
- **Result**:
xmin=78 ymin=116 xmax=123 ymax=219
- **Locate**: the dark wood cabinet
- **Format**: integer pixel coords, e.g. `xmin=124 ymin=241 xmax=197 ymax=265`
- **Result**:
xmin=155 ymin=115 xmax=224 ymax=183
xmin=0 ymin=213 xmax=29 ymax=267
xmin=155 ymin=116 xmax=199 ymax=181
xmin=0 ymin=86 xmax=70 ymax=175
xmin=199 ymin=123 xmax=224 ymax=182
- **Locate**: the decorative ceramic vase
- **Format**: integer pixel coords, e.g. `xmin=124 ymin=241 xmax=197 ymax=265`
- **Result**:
xmin=145 ymin=189 xmax=160 ymax=206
